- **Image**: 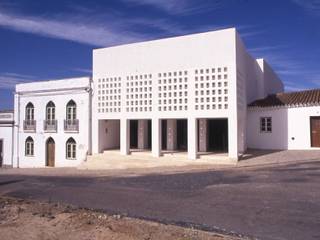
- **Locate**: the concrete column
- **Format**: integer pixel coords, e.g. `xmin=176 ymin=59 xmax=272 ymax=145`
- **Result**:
xmin=198 ymin=119 xmax=208 ymax=152
xmin=152 ymin=118 xmax=161 ymax=157
xmin=188 ymin=117 xmax=197 ymax=160
xmin=228 ymin=117 xmax=238 ymax=160
xmin=138 ymin=120 xmax=149 ymax=149
xmin=120 ymin=119 xmax=130 ymax=155
xmin=167 ymin=119 xmax=177 ymax=151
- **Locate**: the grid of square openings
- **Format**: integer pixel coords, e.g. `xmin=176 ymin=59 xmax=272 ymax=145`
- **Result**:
xmin=195 ymin=67 xmax=229 ymax=110
xmin=158 ymin=71 xmax=188 ymax=112
xmin=126 ymin=74 xmax=153 ymax=112
xmin=97 ymin=77 xmax=121 ymax=113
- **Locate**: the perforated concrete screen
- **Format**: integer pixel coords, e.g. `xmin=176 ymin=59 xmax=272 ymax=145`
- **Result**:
xmin=97 ymin=77 xmax=122 ymax=113
xmin=125 ymin=74 xmax=153 ymax=112
xmin=158 ymin=71 xmax=188 ymax=112
xmin=195 ymin=67 xmax=229 ymax=111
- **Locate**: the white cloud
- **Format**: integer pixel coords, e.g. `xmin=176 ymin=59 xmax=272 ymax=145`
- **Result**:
xmin=72 ymin=68 xmax=92 ymax=74
xmin=292 ymin=0 xmax=320 ymax=16
xmin=0 ymin=6 xmax=231 ymax=47
xmin=0 ymin=10 xmax=150 ymax=47
xmin=0 ymin=72 xmax=36 ymax=89
xmin=121 ymin=0 xmax=228 ymax=15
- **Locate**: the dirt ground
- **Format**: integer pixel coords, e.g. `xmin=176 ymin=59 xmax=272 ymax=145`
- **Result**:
xmin=0 ymin=197 xmax=244 ymax=240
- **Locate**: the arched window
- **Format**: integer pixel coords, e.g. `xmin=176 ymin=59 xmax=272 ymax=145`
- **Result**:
xmin=46 ymin=101 xmax=55 ymax=121
xmin=25 ymin=137 xmax=34 ymax=156
xmin=25 ymin=102 xmax=34 ymax=121
xmin=66 ymin=100 xmax=76 ymax=121
xmin=66 ymin=138 xmax=76 ymax=159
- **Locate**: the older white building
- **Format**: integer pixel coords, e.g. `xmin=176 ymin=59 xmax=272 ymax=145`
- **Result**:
xmin=13 ymin=77 xmax=92 ymax=167
xmin=1 ymin=27 xmax=319 ymax=168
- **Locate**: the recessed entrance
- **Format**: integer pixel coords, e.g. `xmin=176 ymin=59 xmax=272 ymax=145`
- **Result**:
xmin=177 ymin=119 xmax=188 ymax=150
xmin=161 ymin=119 xmax=188 ymax=153
xmin=130 ymin=120 xmax=152 ymax=151
xmin=198 ymin=118 xmax=228 ymax=154
xmin=130 ymin=120 xmax=138 ymax=149
xmin=98 ymin=119 xmax=120 ymax=152
xmin=310 ymin=117 xmax=320 ymax=147
xmin=46 ymin=137 xmax=55 ymax=167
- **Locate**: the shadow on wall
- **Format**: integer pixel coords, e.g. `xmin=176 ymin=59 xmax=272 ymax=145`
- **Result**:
xmin=98 ymin=120 xmax=120 ymax=152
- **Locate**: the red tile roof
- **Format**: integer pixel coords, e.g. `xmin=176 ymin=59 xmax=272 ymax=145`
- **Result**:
xmin=248 ymin=89 xmax=320 ymax=108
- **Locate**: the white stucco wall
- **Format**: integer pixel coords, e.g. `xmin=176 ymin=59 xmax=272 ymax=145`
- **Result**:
xmin=14 ymin=77 xmax=92 ymax=168
xmin=235 ymin=33 xmax=284 ymax=155
xmin=98 ymin=119 xmax=120 ymax=152
xmin=0 ymin=112 xmax=14 ymax=166
xmin=256 ymin=59 xmax=284 ymax=97
xmin=92 ymin=28 xmax=239 ymax=160
xmin=247 ymin=105 xmax=320 ymax=150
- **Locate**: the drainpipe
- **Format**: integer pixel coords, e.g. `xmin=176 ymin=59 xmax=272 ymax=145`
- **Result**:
xmin=15 ymin=93 xmax=20 ymax=168
xmin=11 ymin=117 xmax=14 ymax=167
xmin=85 ymin=77 xmax=93 ymax=156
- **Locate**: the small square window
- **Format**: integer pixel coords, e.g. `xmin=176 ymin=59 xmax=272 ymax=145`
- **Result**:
xmin=260 ymin=117 xmax=272 ymax=133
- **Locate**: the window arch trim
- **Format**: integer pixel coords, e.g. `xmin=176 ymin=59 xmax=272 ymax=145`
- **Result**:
xmin=25 ymin=102 xmax=34 ymax=121
xmin=66 ymin=100 xmax=77 ymax=121
xmin=46 ymin=101 xmax=56 ymax=121
xmin=25 ymin=136 xmax=34 ymax=156
xmin=66 ymin=137 xmax=76 ymax=160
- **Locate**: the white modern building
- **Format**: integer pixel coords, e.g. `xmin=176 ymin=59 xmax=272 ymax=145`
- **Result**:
xmin=1 ymin=27 xmax=319 ymax=168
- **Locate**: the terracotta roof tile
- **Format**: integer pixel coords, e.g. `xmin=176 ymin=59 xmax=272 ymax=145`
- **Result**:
xmin=248 ymin=89 xmax=320 ymax=108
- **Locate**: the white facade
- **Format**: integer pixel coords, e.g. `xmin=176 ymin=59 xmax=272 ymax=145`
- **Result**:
xmin=0 ymin=111 xmax=14 ymax=167
xmin=92 ymin=28 xmax=283 ymax=161
xmin=13 ymin=77 xmax=92 ymax=168
xmin=248 ymin=105 xmax=320 ymax=150
xmin=2 ymin=27 xmax=318 ymax=168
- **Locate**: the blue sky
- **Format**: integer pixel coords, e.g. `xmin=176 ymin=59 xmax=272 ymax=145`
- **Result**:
xmin=0 ymin=0 xmax=320 ymax=110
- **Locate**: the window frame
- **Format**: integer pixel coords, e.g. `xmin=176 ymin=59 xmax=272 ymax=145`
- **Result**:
xmin=260 ymin=117 xmax=272 ymax=133
xmin=66 ymin=138 xmax=76 ymax=160
xmin=25 ymin=137 xmax=34 ymax=156
xmin=66 ymin=100 xmax=77 ymax=121
xmin=46 ymin=101 xmax=56 ymax=121
xmin=25 ymin=103 xmax=34 ymax=121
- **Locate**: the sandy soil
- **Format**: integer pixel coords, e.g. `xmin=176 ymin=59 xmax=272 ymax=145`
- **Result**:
xmin=0 ymin=197 xmax=244 ymax=240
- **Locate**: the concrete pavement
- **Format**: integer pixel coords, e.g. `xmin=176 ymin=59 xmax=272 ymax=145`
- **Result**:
xmin=0 ymin=151 xmax=320 ymax=239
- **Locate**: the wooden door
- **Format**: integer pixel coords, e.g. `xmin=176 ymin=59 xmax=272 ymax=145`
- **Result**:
xmin=310 ymin=117 xmax=320 ymax=147
xmin=46 ymin=138 xmax=55 ymax=167
xmin=0 ymin=140 xmax=3 ymax=167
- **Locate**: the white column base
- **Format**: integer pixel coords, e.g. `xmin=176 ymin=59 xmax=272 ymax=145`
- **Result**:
xmin=188 ymin=117 xmax=197 ymax=160
xmin=152 ymin=118 xmax=161 ymax=157
xmin=120 ymin=119 xmax=129 ymax=155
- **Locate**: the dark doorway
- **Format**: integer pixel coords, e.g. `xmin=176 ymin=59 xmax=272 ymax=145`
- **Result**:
xmin=208 ymin=119 xmax=228 ymax=152
xmin=46 ymin=137 xmax=55 ymax=167
xmin=0 ymin=140 xmax=3 ymax=167
xmin=161 ymin=120 xmax=167 ymax=150
xmin=130 ymin=120 xmax=138 ymax=149
xmin=147 ymin=120 xmax=152 ymax=149
xmin=310 ymin=117 xmax=320 ymax=147
xmin=177 ymin=119 xmax=188 ymax=150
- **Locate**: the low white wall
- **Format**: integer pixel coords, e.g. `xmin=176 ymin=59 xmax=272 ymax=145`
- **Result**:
xmin=0 ymin=125 xmax=13 ymax=166
xmin=247 ymin=106 xmax=320 ymax=150
xmin=288 ymin=106 xmax=320 ymax=149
